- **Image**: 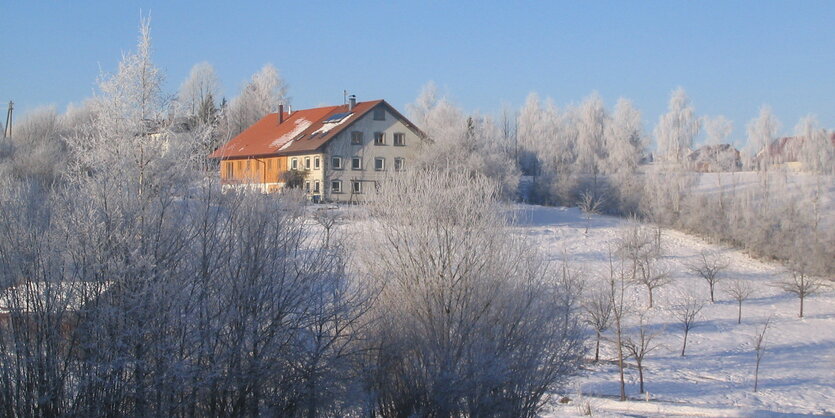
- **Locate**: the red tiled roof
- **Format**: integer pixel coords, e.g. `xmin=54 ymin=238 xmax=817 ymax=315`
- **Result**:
xmin=209 ymin=99 xmax=420 ymax=159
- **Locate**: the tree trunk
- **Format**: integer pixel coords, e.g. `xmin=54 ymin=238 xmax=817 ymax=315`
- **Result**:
xmin=594 ymin=332 xmax=600 ymax=363
xmin=737 ymin=301 xmax=743 ymax=324
xmin=799 ymin=295 xmax=804 ymax=318
xmin=681 ymin=329 xmax=689 ymax=357
xmin=754 ymin=359 xmax=760 ymax=392
xmin=647 ymin=286 xmax=654 ymax=309
xmin=616 ymin=321 xmax=626 ymax=401
xmin=709 ymin=284 xmax=715 ymax=303
xmin=638 ymin=361 xmax=645 ymax=394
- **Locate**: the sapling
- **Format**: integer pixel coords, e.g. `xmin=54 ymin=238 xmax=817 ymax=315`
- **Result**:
xmin=685 ymin=250 xmax=729 ymax=303
xmin=726 ymin=280 xmax=754 ymax=324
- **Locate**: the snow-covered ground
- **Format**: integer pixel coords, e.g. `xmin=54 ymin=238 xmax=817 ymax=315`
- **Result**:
xmin=509 ymin=205 xmax=835 ymax=417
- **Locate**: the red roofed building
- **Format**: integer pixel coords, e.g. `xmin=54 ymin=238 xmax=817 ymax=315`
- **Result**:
xmin=209 ymin=97 xmax=425 ymax=202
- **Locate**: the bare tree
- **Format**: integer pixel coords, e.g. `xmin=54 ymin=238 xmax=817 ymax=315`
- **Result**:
xmin=311 ymin=207 xmax=341 ymax=249
xmin=621 ymin=312 xmax=660 ymax=394
xmin=605 ymin=248 xmax=630 ymax=401
xmin=685 ymin=250 xmax=730 ymax=303
xmin=753 ymin=317 xmax=772 ymax=392
xmin=726 ymin=280 xmax=754 ymax=324
xmin=583 ymin=285 xmax=613 ymax=363
xmin=673 ymin=294 xmax=704 ymax=356
xmin=578 ymin=190 xmax=604 ymax=235
xmin=777 ymin=268 xmax=827 ymax=318
xmin=619 ymin=222 xmax=669 ymax=308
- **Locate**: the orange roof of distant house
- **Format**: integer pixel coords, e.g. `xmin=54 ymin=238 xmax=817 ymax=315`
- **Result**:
xmin=209 ymin=99 xmax=419 ymax=159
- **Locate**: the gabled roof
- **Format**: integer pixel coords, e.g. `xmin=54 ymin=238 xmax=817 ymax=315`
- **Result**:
xmin=209 ymin=100 xmax=423 ymax=159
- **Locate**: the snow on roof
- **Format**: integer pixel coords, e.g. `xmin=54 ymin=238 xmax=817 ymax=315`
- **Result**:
xmin=270 ymin=118 xmax=312 ymax=148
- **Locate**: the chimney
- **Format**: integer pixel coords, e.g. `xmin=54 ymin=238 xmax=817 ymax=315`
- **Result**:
xmin=348 ymin=95 xmax=356 ymax=111
xmin=278 ymin=104 xmax=284 ymax=124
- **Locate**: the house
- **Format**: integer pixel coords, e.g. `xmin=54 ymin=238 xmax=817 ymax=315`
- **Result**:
xmin=209 ymin=96 xmax=425 ymax=202
xmin=755 ymin=133 xmax=835 ymax=168
xmin=687 ymin=144 xmax=741 ymax=172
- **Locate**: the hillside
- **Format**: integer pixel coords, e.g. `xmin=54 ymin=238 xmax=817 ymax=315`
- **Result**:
xmin=509 ymin=205 xmax=835 ymax=416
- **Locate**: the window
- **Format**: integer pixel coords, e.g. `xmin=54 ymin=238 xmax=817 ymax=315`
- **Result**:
xmin=237 ymin=161 xmax=242 ymax=172
xmin=304 ymin=181 xmax=310 ymax=193
xmin=351 ymin=131 xmax=363 ymax=145
xmin=313 ymin=181 xmax=320 ymax=193
xmin=373 ymin=108 xmax=385 ymax=120
xmin=393 ymin=133 xmax=405 ymax=146
xmin=227 ymin=162 xmax=234 ymax=178
xmin=247 ymin=160 xmax=251 ymax=171
xmin=267 ymin=159 xmax=272 ymax=170
xmin=374 ymin=157 xmax=385 ymax=171
xmin=331 ymin=180 xmax=342 ymax=193
xmin=314 ymin=156 xmax=320 ymax=170
xmin=352 ymin=157 xmax=362 ymax=170
xmin=394 ymin=157 xmax=405 ymax=172
xmin=332 ymin=156 xmax=343 ymax=170
xmin=352 ymin=180 xmax=362 ymax=194
xmin=304 ymin=157 xmax=311 ymax=170
xmin=374 ymin=132 xmax=385 ymax=145
xmin=291 ymin=158 xmax=298 ymax=170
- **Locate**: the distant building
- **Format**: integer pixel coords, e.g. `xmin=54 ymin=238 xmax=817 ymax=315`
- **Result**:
xmin=754 ymin=133 xmax=835 ymax=169
xmin=687 ymin=144 xmax=741 ymax=172
xmin=209 ymin=98 xmax=425 ymax=202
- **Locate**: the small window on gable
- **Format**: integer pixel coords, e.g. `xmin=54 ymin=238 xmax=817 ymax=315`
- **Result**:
xmin=314 ymin=156 xmax=320 ymax=170
xmin=394 ymin=157 xmax=405 ymax=172
xmin=304 ymin=157 xmax=311 ymax=170
xmin=352 ymin=157 xmax=362 ymax=170
xmin=331 ymin=180 xmax=342 ymax=193
xmin=374 ymin=132 xmax=385 ymax=145
xmin=373 ymin=108 xmax=385 ymax=121
xmin=393 ymin=133 xmax=405 ymax=146
xmin=332 ymin=156 xmax=343 ymax=169
xmin=352 ymin=180 xmax=362 ymax=194
xmin=374 ymin=157 xmax=385 ymax=171
xmin=291 ymin=158 xmax=298 ymax=170
xmin=351 ymin=131 xmax=363 ymax=145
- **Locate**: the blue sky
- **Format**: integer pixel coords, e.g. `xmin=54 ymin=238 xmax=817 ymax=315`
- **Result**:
xmin=1 ymin=1 xmax=832 ymax=144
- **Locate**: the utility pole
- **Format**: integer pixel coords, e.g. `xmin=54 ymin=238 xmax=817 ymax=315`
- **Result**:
xmin=3 ymin=100 xmax=13 ymax=139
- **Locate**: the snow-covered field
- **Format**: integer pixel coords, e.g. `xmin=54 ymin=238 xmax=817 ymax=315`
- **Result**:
xmin=508 ymin=205 xmax=835 ymax=417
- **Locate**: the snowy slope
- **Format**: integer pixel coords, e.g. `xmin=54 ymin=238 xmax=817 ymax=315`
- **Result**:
xmin=507 ymin=205 xmax=835 ymax=417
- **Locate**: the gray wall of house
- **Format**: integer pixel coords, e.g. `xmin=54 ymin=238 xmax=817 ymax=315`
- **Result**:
xmin=322 ymin=105 xmax=423 ymax=203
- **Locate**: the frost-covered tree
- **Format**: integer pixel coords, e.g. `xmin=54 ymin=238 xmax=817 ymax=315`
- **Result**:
xmin=175 ymin=61 xmax=221 ymax=120
xmin=703 ymin=115 xmax=733 ymax=146
xmin=583 ymin=286 xmax=613 ymax=363
xmin=361 ymin=170 xmax=584 ymax=417
xmin=745 ymin=106 xmax=781 ymax=169
xmin=408 ymin=83 xmax=520 ymax=198
xmin=654 ymin=87 xmax=700 ymax=163
xmin=224 ymin=63 xmax=288 ymax=137
xmin=516 ymin=92 xmax=548 ymax=176
xmin=795 ymin=115 xmax=834 ymax=174
xmin=574 ymin=92 xmax=608 ymax=184
xmin=606 ymin=98 xmax=645 ymax=213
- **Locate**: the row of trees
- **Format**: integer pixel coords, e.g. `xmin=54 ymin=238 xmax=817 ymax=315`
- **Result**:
xmin=407 ymin=85 xmax=834 ymax=275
